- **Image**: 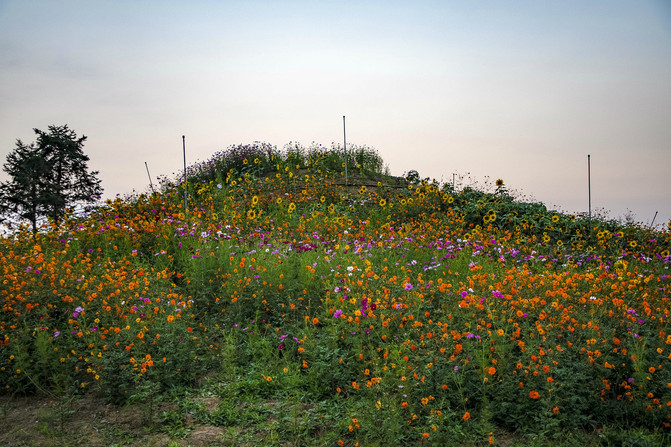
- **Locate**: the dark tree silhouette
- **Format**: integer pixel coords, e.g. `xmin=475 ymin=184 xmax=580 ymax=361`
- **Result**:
xmin=0 ymin=125 xmax=103 ymax=233
xmin=0 ymin=140 xmax=50 ymax=234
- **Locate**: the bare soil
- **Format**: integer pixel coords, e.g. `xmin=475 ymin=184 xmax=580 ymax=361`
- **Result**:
xmin=0 ymin=394 xmax=230 ymax=447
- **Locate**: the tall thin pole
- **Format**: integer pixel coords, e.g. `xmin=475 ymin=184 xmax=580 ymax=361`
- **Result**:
xmin=145 ymin=161 xmax=155 ymax=193
xmin=588 ymin=154 xmax=591 ymax=220
xmin=343 ymin=116 xmax=348 ymax=186
xmin=183 ymin=135 xmax=188 ymax=212
xmin=650 ymin=211 xmax=658 ymax=228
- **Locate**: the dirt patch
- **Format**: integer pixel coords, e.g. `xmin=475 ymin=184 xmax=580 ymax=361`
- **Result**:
xmin=0 ymin=395 xmax=109 ymax=446
xmin=0 ymin=395 xmax=178 ymax=447
xmin=183 ymin=425 xmax=226 ymax=446
xmin=193 ymin=396 xmax=221 ymax=414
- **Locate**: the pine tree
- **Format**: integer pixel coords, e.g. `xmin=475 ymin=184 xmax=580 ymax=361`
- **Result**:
xmin=0 ymin=140 xmax=50 ymax=233
xmin=0 ymin=125 xmax=103 ymax=233
xmin=33 ymin=125 xmax=103 ymax=224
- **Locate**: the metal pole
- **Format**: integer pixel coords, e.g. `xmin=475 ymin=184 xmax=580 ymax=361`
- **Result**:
xmin=650 ymin=211 xmax=658 ymax=228
xmin=145 ymin=162 xmax=154 ymax=193
xmin=343 ymin=116 xmax=348 ymax=186
xmin=588 ymin=154 xmax=591 ymax=220
xmin=183 ymin=135 xmax=188 ymax=212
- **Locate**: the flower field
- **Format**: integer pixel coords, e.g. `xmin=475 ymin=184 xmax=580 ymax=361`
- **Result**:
xmin=1 ymin=142 xmax=670 ymax=446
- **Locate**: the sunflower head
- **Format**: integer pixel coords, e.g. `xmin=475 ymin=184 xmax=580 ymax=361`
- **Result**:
xmin=496 ymin=179 xmax=504 ymax=187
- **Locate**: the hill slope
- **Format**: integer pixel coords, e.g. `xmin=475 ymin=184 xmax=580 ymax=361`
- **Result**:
xmin=1 ymin=142 xmax=670 ymax=446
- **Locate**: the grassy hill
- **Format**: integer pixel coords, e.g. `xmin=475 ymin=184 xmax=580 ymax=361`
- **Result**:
xmin=1 ymin=142 xmax=670 ymax=446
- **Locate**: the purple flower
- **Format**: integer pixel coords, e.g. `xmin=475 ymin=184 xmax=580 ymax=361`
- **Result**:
xmin=72 ymin=306 xmax=84 ymax=318
xmin=333 ymin=309 xmax=343 ymax=318
xmin=404 ymin=283 xmax=413 ymax=291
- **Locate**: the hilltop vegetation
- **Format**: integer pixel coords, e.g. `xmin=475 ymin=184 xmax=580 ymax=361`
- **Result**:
xmin=1 ymin=142 xmax=670 ymax=446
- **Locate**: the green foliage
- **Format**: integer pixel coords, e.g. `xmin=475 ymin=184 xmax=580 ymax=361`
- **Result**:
xmin=0 ymin=125 xmax=103 ymax=233
xmin=0 ymin=140 xmax=50 ymax=234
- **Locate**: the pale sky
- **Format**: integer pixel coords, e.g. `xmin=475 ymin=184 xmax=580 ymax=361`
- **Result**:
xmin=1 ymin=0 xmax=670 ymax=227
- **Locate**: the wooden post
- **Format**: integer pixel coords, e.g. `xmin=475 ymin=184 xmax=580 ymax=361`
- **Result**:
xmin=588 ymin=154 xmax=591 ymax=220
xmin=343 ymin=116 xmax=348 ymax=186
xmin=183 ymin=135 xmax=188 ymax=212
xmin=145 ymin=162 xmax=154 ymax=193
